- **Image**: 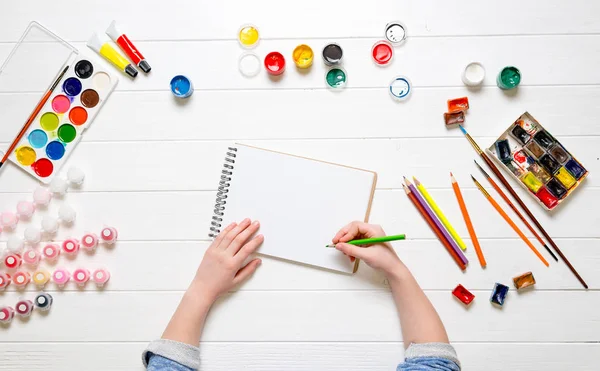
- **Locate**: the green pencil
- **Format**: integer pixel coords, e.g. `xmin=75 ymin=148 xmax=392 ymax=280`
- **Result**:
xmin=325 ymin=234 xmax=406 ymax=248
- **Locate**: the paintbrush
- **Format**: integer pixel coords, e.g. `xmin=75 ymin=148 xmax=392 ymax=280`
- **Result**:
xmin=471 ymin=175 xmax=549 ymax=267
xmin=474 ymin=160 xmax=557 ymax=261
xmin=459 ymin=125 xmax=587 ymax=288
xmin=0 ymin=65 xmax=69 ymax=171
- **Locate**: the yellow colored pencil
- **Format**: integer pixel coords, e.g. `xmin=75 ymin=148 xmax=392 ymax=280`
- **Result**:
xmin=413 ymin=177 xmax=467 ymax=251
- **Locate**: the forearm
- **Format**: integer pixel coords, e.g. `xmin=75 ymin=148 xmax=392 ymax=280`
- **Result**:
xmin=387 ymin=264 xmax=450 ymax=349
xmin=161 ymin=281 xmax=216 ymax=347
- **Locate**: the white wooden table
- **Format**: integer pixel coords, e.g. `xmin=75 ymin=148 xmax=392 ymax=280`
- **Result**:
xmin=1 ymin=1 xmax=599 ymax=370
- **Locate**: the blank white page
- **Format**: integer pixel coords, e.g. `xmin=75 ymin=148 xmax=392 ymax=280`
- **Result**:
xmin=213 ymin=144 xmax=377 ymax=273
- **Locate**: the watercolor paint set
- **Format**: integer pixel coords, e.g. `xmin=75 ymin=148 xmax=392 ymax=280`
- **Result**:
xmin=487 ymin=112 xmax=588 ymax=210
xmin=0 ymin=22 xmax=117 ymax=183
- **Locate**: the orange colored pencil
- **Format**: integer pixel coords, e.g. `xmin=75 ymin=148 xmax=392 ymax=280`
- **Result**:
xmin=474 ymin=160 xmax=557 ymax=261
xmin=450 ymin=173 xmax=486 ymax=268
xmin=0 ymin=66 xmax=69 ymax=170
xmin=471 ymin=176 xmax=549 ymax=267
xmin=403 ymin=184 xmax=466 ymax=271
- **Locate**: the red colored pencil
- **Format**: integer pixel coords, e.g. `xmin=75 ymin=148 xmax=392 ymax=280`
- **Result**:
xmin=403 ymin=184 xmax=466 ymax=270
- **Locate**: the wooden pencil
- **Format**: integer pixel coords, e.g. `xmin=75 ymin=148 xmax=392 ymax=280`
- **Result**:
xmin=0 ymin=65 xmax=69 ymax=170
xmin=403 ymin=184 xmax=466 ymax=270
xmin=450 ymin=173 xmax=486 ymax=268
xmin=413 ymin=177 xmax=468 ymax=251
xmin=474 ymin=160 xmax=557 ymax=261
xmin=472 ymin=175 xmax=549 ymax=267
xmin=459 ymin=125 xmax=587 ymax=288
xmin=404 ymin=178 xmax=468 ymax=266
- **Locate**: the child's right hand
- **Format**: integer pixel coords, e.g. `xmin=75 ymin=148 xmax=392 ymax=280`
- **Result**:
xmin=331 ymin=221 xmax=404 ymax=276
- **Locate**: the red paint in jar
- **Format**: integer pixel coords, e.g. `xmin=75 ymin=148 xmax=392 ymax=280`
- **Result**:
xmin=371 ymin=41 xmax=394 ymax=65
xmin=264 ymin=52 xmax=286 ymax=75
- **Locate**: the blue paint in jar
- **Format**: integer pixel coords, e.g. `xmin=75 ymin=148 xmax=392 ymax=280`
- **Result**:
xmin=28 ymin=129 xmax=48 ymax=148
xmin=170 ymin=75 xmax=193 ymax=98
xmin=46 ymin=141 xmax=66 ymax=160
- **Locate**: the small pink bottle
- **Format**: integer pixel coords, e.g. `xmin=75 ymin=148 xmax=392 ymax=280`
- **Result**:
xmin=52 ymin=268 xmax=71 ymax=288
xmin=100 ymin=227 xmax=118 ymax=244
xmin=15 ymin=299 xmax=34 ymax=317
xmin=42 ymin=243 xmax=61 ymax=261
xmin=0 ymin=211 xmax=18 ymax=230
xmin=0 ymin=306 xmax=15 ymax=323
xmin=0 ymin=272 xmax=11 ymax=291
xmin=13 ymin=271 xmax=31 ymax=288
xmin=4 ymin=253 xmax=22 ymax=270
xmin=62 ymin=238 xmax=80 ymax=255
xmin=23 ymin=249 xmax=41 ymax=267
xmin=81 ymin=233 xmax=99 ymax=251
xmin=92 ymin=268 xmax=111 ymax=287
xmin=73 ymin=268 xmax=90 ymax=286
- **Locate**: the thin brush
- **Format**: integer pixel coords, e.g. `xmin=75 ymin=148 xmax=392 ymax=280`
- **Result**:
xmin=474 ymin=160 xmax=557 ymax=261
xmin=459 ymin=125 xmax=587 ymax=288
xmin=0 ymin=65 xmax=70 ymax=170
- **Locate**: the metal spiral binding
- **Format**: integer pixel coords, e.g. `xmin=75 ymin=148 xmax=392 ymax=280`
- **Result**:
xmin=209 ymin=147 xmax=237 ymax=238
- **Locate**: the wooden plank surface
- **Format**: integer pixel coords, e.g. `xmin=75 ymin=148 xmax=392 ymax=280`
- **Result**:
xmin=1 ymin=1 xmax=599 ymax=370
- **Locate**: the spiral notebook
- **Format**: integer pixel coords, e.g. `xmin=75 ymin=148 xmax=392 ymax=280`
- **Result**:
xmin=209 ymin=144 xmax=377 ymax=273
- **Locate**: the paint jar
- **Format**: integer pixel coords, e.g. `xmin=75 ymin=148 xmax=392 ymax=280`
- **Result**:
xmin=462 ymin=62 xmax=485 ymax=86
xmin=384 ymin=21 xmax=407 ymax=45
xmin=73 ymin=268 xmax=90 ymax=286
xmin=238 ymin=52 xmax=261 ymax=78
xmin=0 ymin=211 xmax=18 ymax=230
xmin=325 ymin=68 xmax=347 ymax=90
xmin=0 ymin=306 xmax=15 ymax=323
xmin=33 ymin=270 xmax=51 ymax=288
xmin=238 ymin=24 xmax=260 ymax=49
xmin=264 ymin=52 xmax=286 ymax=75
xmin=292 ymin=44 xmax=314 ymax=69
xmin=42 ymin=243 xmax=61 ymax=261
xmin=62 ymin=238 xmax=80 ymax=255
xmin=170 ymin=75 xmax=194 ymax=98
xmin=322 ymin=43 xmax=343 ymax=66
xmin=23 ymin=249 xmax=41 ymax=267
xmin=4 ymin=253 xmax=22 ymax=270
xmin=92 ymin=268 xmax=111 ymax=287
xmin=33 ymin=187 xmax=52 ymax=206
xmin=497 ymin=66 xmax=521 ymax=90
xmin=0 ymin=272 xmax=11 ymax=291
xmin=16 ymin=201 xmax=35 ymax=219
xmin=35 ymin=293 xmax=53 ymax=311
xmin=371 ymin=41 xmax=394 ymax=66
xmin=13 ymin=271 xmax=31 ymax=288
xmin=52 ymin=268 xmax=71 ymax=288
xmin=81 ymin=233 xmax=99 ymax=251
xmin=15 ymin=299 xmax=34 ymax=317
xmin=389 ymin=76 xmax=412 ymax=101
xmin=101 ymin=227 xmax=118 ymax=244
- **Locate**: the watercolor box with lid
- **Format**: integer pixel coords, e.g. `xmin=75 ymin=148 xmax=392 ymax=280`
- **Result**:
xmin=0 ymin=22 xmax=118 ymax=183
xmin=486 ymin=112 xmax=588 ymax=210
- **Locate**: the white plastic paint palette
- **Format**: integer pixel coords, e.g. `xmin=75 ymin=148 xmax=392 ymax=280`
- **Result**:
xmin=9 ymin=54 xmax=117 ymax=182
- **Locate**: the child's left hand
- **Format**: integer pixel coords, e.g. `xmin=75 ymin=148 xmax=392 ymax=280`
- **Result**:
xmin=192 ymin=219 xmax=263 ymax=302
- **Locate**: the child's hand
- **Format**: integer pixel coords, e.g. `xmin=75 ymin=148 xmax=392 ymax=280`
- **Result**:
xmin=332 ymin=221 xmax=403 ymax=276
xmin=192 ymin=219 xmax=263 ymax=302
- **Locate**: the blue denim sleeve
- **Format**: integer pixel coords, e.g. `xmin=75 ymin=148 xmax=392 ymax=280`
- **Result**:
xmin=397 ymin=357 xmax=461 ymax=370
xmin=147 ymin=354 xmax=195 ymax=371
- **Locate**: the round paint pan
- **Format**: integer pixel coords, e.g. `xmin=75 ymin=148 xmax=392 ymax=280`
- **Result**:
xmin=52 ymin=95 xmax=71 ymax=113
xmin=371 ymin=41 xmax=394 ymax=66
xmin=75 ymin=60 xmax=94 ymax=79
xmin=389 ymin=76 xmax=412 ymax=101
xmin=15 ymin=146 xmax=36 ymax=166
xmin=325 ymin=67 xmax=347 ymax=90
xmin=40 ymin=112 xmax=59 ymax=131
xmin=32 ymin=158 xmax=53 ymax=178
xmin=384 ymin=21 xmax=407 ymax=45
xmin=93 ymin=72 xmax=111 ymax=90
xmin=238 ymin=52 xmax=261 ymax=78
xmin=28 ymin=130 xmax=48 ymax=149
xmin=238 ymin=24 xmax=260 ymax=49
xmin=69 ymin=106 xmax=88 ymax=126
xmin=80 ymin=89 xmax=100 ymax=108
xmin=63 ymin=77 xmax=82 ymax=96
xmin=46 ymin=141 xmax=66 ymax=160
xmin=462 ymin=62 xmax=485 ymax=86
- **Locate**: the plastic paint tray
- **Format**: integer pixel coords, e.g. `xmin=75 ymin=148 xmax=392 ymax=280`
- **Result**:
xmin=0 ymin=21 xmax=118 ymax=183
xmin=486 ymin=112 xmax=588 ymax=211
